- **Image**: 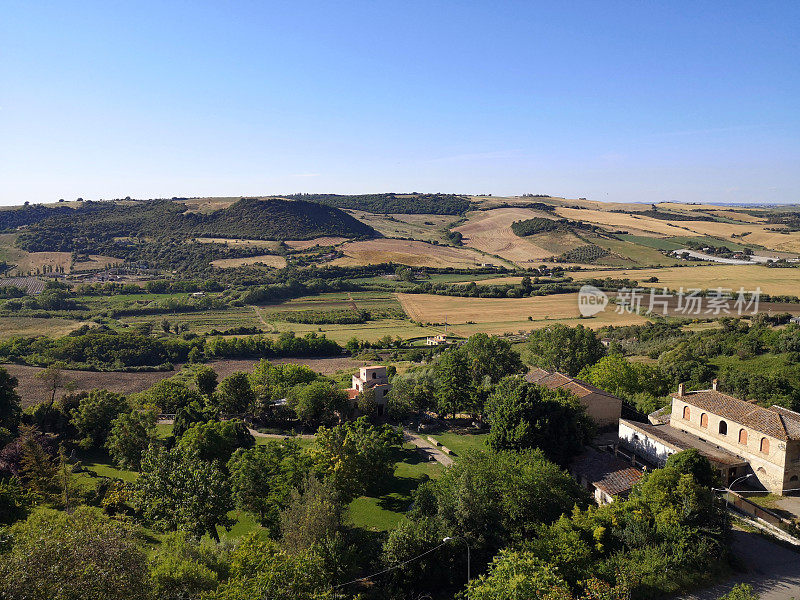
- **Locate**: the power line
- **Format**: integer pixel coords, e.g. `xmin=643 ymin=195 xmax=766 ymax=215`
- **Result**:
xmin=333 ymin=541 xmax=448 ymax=589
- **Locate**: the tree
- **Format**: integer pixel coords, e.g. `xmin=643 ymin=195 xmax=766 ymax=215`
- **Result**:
xmin=172 ymin=400 xmax=213 ymax=438
xmin=0 ymin=507 xmax=150 ymax=600
xmin=665 ymin=448 xmax=719 ymax=489
xmin=228 ymin=440 xmax=310 ymax=531
xmin=578 ymin=354 xmax=668 ymax=399
xmin=214 ymin=372 xmax=255 ymax=414
xmin=485 ymin=376 xmax=593 ymax=465
xmin=434 ymin=349 xmax=471 ymax=418
xmin=18 ymin=426 xmax=58 ymax=498
xmin=177 ymin=419 xmax=255 ymax=464
xmin=148 ymin=531 xmax=231 ymax=600
xmin=202 ymin=533 xmax=331 ymax=600
xmin=145 ymin=378 xmax=204 ymax=413
xmin=313 ymin=417 xmax=403 ymax=501
xmin=288 ymin=380 xmax=348 ymax=426
xmin=134 ymin=445 xmax=234 ymax=542
xmin=195 ymin=364 xmax=218 ymax=397
xmin=70 ymin=389 xmax=129 ymax=448
xmin=387 ymin=367 xmax=436 ymax=418
xmin=0 ymin=366 xmax=21 ymax=431
xmin=718 ymin=584 xmax=759 ymax=600
xmin=106 ymin=406 xmax=158 ymax=470
xmin=0 ymin=476 xmax=34 ymax=525
xmin=658 ymin=342 xmax=714 ymax=387
xmin=34 ymin=362 xmax=73 ymax=423
xmin=525 ymin=324 xmax=605 ymax=376
xmin=280 ymin=473 xmax=345 ymax=554
xmin=461 ymin=549 xmax=573 ymax=600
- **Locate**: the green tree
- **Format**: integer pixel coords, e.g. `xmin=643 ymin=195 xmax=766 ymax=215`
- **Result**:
xmin=434 ymin=349 xmax=471 ymax=418
xmin=280 ymin=473 xmax=345 ymax=554
xmin=718 ymin=584 xmax=759 ymax=600
xmin=228 ymin=440 xmax=310 ymax=530
xmin=461 ymin=549 xmax=573 ymax=600
xmin=70 ymin=389 xmax=130 ymax=448
xmin=0 ymin=366 xmax=21 ymax=431
xmin=665 ymin=448 xmax=719 ymax=488
xmin=288 ymin=379 xmax=348 ymax=426
xmin=134 ymin=445 xmax=234 ymax=542
xmin=525 ymin=324 xmax=605 ymax=376
xmin=177 ymin=419 xmax=255 ymax=464
xmin=658 ymin=342 xmax=714 ymax=387
xmin=313 ymin=417 xmax=403 ymax=501
xmin=145 ymin=378 xmax=204 ymax=413
xmin=202 ymin=533 xmax=331 ymax=600
xmin=214 ymin=372 xmax=255 ymax=414
xmin=485 ymin=376 xmax=593 ymax=465
xmin=195 ymin=365 xmax=218 ymax=397
xmin=578 ymin=354 xmax=668 ymax=398
xmin=0 ymin=507 xmax=150 ymax=600
xmin=0 ymin=476 xmax=34 ymax=525
xmin=148 ymin=531 xmax=231 ymax=600
xmin=106 ymin=406 xmax=158 ymax=470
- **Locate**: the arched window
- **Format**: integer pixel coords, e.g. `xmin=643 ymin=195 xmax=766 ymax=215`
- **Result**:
xmin=719 ymin=421 xmax=728 ymax=435
xmin=790 ymin=475 xmax=798 ymax=482
xmin=760 ymin=437 xmax=770 ymax=454
xmin=683 ymin=406 xmax=691 ymax=420
xmin=700 ymin=413 xmax=709 ymax=428
xmin=739 ymin=429 xmax=748 ymax=445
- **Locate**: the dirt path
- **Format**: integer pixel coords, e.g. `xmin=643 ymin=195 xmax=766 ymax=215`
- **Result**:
xmin=403 ymin=429 xmax=454 ymax=467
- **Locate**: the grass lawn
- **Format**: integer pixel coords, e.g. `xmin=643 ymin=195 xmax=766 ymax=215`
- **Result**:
xmin=76 ymin=448 xmax=139 ymax=482
xmin=347 ymin=443 xmax=443 ymax=531
xmin=430 ymin=431 xmax=489 ymax=457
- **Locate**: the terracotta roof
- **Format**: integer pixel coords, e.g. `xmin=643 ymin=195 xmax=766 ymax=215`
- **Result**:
xmin=620 ymin=419 xmax=749 ymax=467
xmin=526 ymin=369 xmax=621 ymax=403
xmin=675 ymin=389 xmax=800 ymax=441
xmin=572 ymin=448 xmax=643 ymax=497
xmin=346 ymin=389 xmax=360 ymax=400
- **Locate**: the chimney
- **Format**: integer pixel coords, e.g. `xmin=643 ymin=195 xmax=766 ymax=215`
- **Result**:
xmin=677 ymin=383 xmax=685 ymax=397
xmin=712 ymin=378 xmax=718 ymax=391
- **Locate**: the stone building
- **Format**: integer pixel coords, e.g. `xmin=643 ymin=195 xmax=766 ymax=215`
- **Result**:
xmin=525 ymin=367 xmax=622 ymax=427
xmin=349 ymin=366 xmax=392 ymax=416
xmin=619 ymin=380 xmax=800 ymax=494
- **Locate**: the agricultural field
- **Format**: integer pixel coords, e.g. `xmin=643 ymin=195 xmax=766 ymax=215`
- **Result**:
xmin=574 ymin=264 xmax=800 ymax=296
xmin=346 ymin=210 xmax=456 ymax=243
xmin=284 ymin=236 xmax=349 ymax=249
xmin=396 ymin=292 xmax=647 ymax=336
xmin=332 ymin=238 xmax=501 ymax=269
xmin=452 ymin=207 xmax=558 ymax=266
xmin=195 ymin=237 xmax=282 ymax=249
xmin=210 ymin=254 xmax=287 ymax=268
xmin=0 ymin=316 xmax=88 ymax=340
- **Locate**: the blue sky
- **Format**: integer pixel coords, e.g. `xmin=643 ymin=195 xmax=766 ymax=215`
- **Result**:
xmin=1 ymin=1 xmax=798 ymax=205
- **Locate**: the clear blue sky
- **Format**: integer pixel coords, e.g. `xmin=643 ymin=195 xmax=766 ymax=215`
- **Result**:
xmin=1 ymin=1 xmax=798 ymax=205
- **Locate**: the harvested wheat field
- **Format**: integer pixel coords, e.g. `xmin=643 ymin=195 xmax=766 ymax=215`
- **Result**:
xmin=0 ymin=317 xmax=89 ymax=339
xmin=332 ymin=239 xmax=494 ymax=268
xmin=284 ymin=237 xmax=349 ymax=250
xmin=454 ymin=208 xmax=559 ymax=265
xmin=211 ymin=254 xmax=287 ymax=269
xmin=195 ymin=237 xmax=282 ymax=249
xmin=575 ymin=264 xmax=800 ymax=296
xmin=396 ymin=292 xmax=647 ymax=336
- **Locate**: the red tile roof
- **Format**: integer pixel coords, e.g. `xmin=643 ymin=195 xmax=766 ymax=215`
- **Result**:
xmin=571 ymin=448 xmax=643 ymax=497
xmin=675 ymin=389 xmax=800 ymax=441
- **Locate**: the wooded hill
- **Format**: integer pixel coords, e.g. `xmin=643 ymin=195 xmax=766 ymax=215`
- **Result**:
xmin=13 ymin=198 xmax=377 ymax=252
xmin=282 ymin=193 xmax=472 ymax=215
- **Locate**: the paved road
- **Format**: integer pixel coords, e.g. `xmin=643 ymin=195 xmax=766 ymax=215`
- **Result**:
xmin=680 ymin=530 xmax=800 ymax=600
xmin=403 ymin=430 xmax=454 ymax=466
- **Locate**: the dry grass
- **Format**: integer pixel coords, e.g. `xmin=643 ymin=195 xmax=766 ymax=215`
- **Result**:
xmin=0 ymin=317 xmax=89 ymax=339
xmin=72 ymin=255 xmax=120 ymax=272
xmin=284 ymin=237 xmax=349 ymax=250
xmin=211 ymin=255 xmax=287 ymax=269
xmin=396 ymin=292 xmax=647 ymax=336
xmin=575 ymin=264 xmax=800 ymax=296
xmin=196 ymin=237 xmax=282 ymax=249
xmin=454 ymin=208 xmax=559 ymax=265
xmin=332 ymin=239 xmax=492 ymax=268
xmin=348 ymin=211 xmax=455 ymax=243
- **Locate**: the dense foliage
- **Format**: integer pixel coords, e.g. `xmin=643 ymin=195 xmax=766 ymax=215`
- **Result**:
xmin=284 ymin=192 xmax=472 ymax=215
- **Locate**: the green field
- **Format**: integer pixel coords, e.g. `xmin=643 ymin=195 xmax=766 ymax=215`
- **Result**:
xmin=430 ymin=431 xmax=489 ymax=457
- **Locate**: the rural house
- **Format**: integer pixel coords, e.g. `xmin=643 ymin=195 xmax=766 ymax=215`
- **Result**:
xmin=619 ymin=380 xmax=800 ymax=494
xmin=349 ymin=366 xmax=392 ymax=416
xmin=525 ymin=367 xmax=622 ymax=427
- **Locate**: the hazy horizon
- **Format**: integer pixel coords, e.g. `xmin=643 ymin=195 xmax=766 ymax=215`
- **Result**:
xmin=2 ymin=2 xmax=798 ymax=206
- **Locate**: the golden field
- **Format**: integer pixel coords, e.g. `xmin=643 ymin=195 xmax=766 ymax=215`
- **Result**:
xmin=210 ymin=254 xmax=287 ymax=269
xmin=395 ymin=292 xmax=647 ymax=336
xmin=332 ymin=239 xmax=500 ymax=268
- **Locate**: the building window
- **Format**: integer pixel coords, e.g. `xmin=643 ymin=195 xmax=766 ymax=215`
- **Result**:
xmin=739 ymin=429 xmax=748 ymax=445
xmin=700 ymin=413 xmax=708 ymax=428
xmin=760 ymin=438 xmax=770 ymax=454
xmin=372 ymin=373 xmax=376 ymax=379
xmin=683 ymin=406 xmax=691 ymax=420
xmin=719 ymin=421 xmax=728 ymax=435
xmin=791 ymin=475 xmax=799 ymax=482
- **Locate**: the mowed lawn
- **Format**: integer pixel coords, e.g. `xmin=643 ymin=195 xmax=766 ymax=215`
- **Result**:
xmin=396 ymin=292 xmax=647 ymax=336
xmin=430 ymin=432 xmax=489 ymax=457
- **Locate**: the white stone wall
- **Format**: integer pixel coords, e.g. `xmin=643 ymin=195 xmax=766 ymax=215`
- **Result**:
xmin=618 ymin=421 xmax=677 ymax=466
